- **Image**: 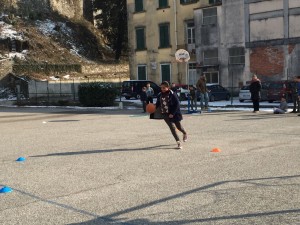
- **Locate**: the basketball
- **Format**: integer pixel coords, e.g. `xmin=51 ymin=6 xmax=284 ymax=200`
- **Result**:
xmin=146 ymin=103 xmax=156 ymax=113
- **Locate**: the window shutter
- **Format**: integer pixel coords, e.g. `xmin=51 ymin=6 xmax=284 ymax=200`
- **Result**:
xmin=136 ymin=28 xmax=145 ymax=50
xmin=135 ymin=0 xmax=143 ymax=12
xmin=159 ymin=0 xmax=168 ymax=8
xmin=159 ymin=24 xmax=170 ymax=48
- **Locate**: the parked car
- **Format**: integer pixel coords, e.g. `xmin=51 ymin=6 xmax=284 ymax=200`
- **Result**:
xmin=206 ymin=84 xmax=231 ymax=101
xmin=172 ymin=84 xmax=190 ymax=100
xmin=267 ymin=80 xmax=296 ymax=103
xmin=239 ymin=83 xmax=269 ymax=102
xmin=121 ymin=80 xmax=160 ymax=99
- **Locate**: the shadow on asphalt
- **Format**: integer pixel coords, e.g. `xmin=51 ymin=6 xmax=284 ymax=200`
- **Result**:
xmin=225 ymin=113 xmax=298 ymax=121
xmin=30 ymin=145 xmax=176 ymax=158
xmin=4 ymin=175 xmax=299 ymax=225
xmin=67 ymin=174 xmax=300 ymax=225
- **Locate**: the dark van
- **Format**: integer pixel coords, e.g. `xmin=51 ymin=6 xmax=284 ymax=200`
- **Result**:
xmin=121 ymin=80 xmax=160 ymax=99
xmin=267 ymin=80 xmax=296 ymax=103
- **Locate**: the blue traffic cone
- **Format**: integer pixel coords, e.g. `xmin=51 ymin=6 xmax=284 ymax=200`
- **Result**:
xmin=0 ymin=186 xmax=13 ymax=193
xmin=16 ymin=157 xmax=26 ymax=162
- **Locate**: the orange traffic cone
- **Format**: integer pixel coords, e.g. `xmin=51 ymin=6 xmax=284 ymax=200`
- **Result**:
xmin=211 ymin=148 xmax=221 ymax=153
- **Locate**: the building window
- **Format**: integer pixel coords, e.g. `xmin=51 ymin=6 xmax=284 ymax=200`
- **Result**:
xmin=202 ymin=7 xmax=217 ymax=25
xmin=135 ymin=0 xmax=144 ymax=12
xmin=180 ymin=0 xmax=198 ymax=4
xmin=188 ymin=63 xmax=198 ymax=85
xmin=204 ymin=72 xmax=219 ymax=83
xmin=136 ymin=27 xmax=146 ymax=50
xmin=204 ymin=49 xmax=218 ymax=65
xmin=158 ymin=0 xmax=169 ymax=8
xmin=187 ymin=22 xmax=195 ymax=44
xmin=161 ymin=64 xmax=171 ymax=82
xmin=138 ymin=65 xmax=147 ymax=80
xmin=209 ymin=0 xmax=222 ymax=4
xmin=229 ymin=47 xmax=245 ymax=65
xmin=159 ymin=23 xmax=170 ymax=48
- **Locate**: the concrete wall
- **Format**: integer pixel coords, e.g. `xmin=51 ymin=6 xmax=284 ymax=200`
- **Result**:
xmin=246 ymin=0 xmax=300 ymax=80
xmin=195 ymin=0 xmax=246 ymax=89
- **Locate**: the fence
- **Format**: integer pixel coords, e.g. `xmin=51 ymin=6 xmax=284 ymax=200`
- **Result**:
xmin=24 ymin=79 xmax=122 ymax=105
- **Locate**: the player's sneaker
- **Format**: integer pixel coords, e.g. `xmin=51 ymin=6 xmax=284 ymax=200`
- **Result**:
xmin=183 ymin=133 xmax=188 ymax=142
xmin=176 ymin=141 xmax=182 ymax=149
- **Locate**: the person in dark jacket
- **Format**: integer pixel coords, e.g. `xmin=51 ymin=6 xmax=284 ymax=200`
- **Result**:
xmin=249 ymin=74 xmax=262 ymax=113
xmin=140 ymin=86 xmax=147 ymax=113
xmin=188 ymin=85 xmax=197 ymax=111
xmin=155 ymin=81 xmax=187 ymax=149
xmin=292 ymin=76 xmax=300 ymax=114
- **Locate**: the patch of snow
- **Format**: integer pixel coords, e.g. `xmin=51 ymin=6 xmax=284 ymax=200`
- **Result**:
xmin=7 ymin=52 xmax=26 ymax=60
xmin=0 ymin=21 xmax=24 ymax=41
xmin=0 ymin=21 xmax=27 ymax=59
xmin=35 ymin=19 xmax=86 ymax=60
xmin=49 ymin=76 xmax=59 ymax=81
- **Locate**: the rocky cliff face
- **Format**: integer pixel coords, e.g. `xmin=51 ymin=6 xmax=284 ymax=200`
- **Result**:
xmin=1 ymin=0 xmax=93 ymax=21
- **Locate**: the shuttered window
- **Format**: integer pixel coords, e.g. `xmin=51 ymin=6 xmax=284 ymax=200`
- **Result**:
xmin=136 ymin=27 xmax=146 ymax=50
xmin=135 ymin=0 xmax=144 ymax=12
xmin=159 ymin=23 xmax=170 ymax=48
xmin=138 ymin=65 xmax=147 ymax=80
xmin=204 ymin=49 xmax=218 ymax=65
xmin=229 ymin=47 xmax=245 ymax=65
xmin=180 ymin=0 xmax=198 ymax=4
xmin=161 ymin=64 xmax=171 ymax=83
xmin=203 ymin=7 xmax=217 ymax=25
xmin=159 ymin=0 xmax=169 ymax=8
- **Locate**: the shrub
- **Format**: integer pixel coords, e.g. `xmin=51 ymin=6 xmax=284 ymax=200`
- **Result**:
xmin=78 ymin=82 xmax=118 ymax=107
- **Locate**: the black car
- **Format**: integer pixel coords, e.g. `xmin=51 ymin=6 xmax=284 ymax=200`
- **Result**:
xmin=206 ymin=84 xmax=231 ymax=101
xmin=267 ymin=80 xmax=296 ymax=103
xmin=121 ymin=80 xmax=160 ymax=99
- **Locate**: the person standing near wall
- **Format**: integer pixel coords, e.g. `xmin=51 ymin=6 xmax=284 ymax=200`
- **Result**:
xmin=146 ymin=82 xmax=154 ymax=104
xmin=196 ymin=74 xmax=209 ymax=110
xmin=140 ymin=86 xmax=147 ymax=113
xmin=249 ymin=74 xmax=262 ymax=113
xmin=188 ymin=85 xmax=197 ymax=111
xmin=291 ymin=77 xmax=299 ymax=113
xmin=296 ymin=76 xmax=300 ymax=116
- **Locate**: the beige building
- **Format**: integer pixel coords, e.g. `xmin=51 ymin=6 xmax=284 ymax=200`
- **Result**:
xmin=128 ymin=0 xmax=300 ymax=91
xmin=127 ymin=0 xmax=217 ymax=85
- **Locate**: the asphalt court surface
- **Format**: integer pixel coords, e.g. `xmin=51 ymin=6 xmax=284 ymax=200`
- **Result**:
xmin=0 ymin=106 xmax=299 ymax=225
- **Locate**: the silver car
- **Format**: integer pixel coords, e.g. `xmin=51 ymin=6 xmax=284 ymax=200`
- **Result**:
xmin=239 ymin=83 xmax=269 ymax=102
xmin=239 ymin=85 xmax=251 ymax=102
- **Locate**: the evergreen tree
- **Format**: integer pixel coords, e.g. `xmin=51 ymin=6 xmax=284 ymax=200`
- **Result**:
xmin=93 ymin=0 xmax=127 ymax=61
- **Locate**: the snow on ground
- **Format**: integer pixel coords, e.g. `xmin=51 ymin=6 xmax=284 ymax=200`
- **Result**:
xmin=0 ymin=18 xmax=27 ymax=60
xmin=0 ymin=97 xmax=294 ymax=113
xmin=0 ymin=17 xmax=85 ymax=60
xmin=35 ymin=19 xmax=84 ymax=58
xmin=0 ymin=21 xmax=24 ymax=41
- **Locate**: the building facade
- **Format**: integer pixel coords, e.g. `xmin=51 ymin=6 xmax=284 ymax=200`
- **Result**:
xmin=127 ymin=0 xmax=300 ymax=90
xmin=246 ymin=0 xmax=300 ymax=82
xmin=195 ymin=0 xmax=245 ymax=90
xmin=127 ymin=0 xmax=214 ymax=85
xmin=195 ymin=0 xmax=300 ymax=90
